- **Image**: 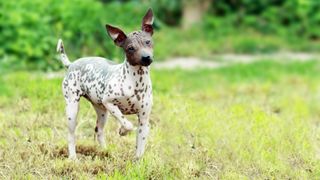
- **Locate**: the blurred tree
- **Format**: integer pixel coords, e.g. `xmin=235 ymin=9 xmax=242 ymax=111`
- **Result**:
xmin=182 ymin=0 xmax=212 ymax=29
xmin=151 ymin=0 xmax=182 ymax=26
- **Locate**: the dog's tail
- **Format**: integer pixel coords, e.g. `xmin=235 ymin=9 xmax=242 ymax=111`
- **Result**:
xmin=56 ymin=39 xmax=71 ymax=68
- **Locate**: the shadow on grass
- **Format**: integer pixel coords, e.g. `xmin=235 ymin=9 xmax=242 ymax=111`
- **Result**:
xmin=39 ymin=143 xmax=110 ymax=160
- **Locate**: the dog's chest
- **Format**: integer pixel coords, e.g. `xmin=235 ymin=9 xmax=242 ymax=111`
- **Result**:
xmin=107 ymin=71 xmax=152 ymax=114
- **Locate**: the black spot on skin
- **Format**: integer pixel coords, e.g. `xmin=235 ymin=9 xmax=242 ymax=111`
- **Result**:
xmin=142 ymin=83 xmax=144 ymax=87
xmin=141 ymin=105 xmax=144 ymax=108
xmin=76 ymin=89 xmax=80 ymax=96
xmin=143 ymin=112 xmax=145 ymax=115
xmin=133 ymin=72 xmax=136 ymax=76
xmin=120 ymin=88 xmax=124 ymax=96
xmin=139 ymin=77 xmax=143 ymax=82
xmin=137 ymin=95 xmax=141 ymax=101
xmin=139 ymin=129 xmax=142 ymax=133
xmin=121 ymin=115 xmax=124 ymax=119
xmin=140 ymin=123 xmax=143 ymax=126
xmin=95 ymin=126 xmax=98 ymax=133
xmin=142 ymin=137 xmax=145 ymax=140
xmin=68 ymin=117 xmax=71 ymax=121
xmin=136 ymin=82 xmax=138 ymax=87
xmin=102 ymin=114 xmax=104 ymax=117
xmin=128 ymin=86 xmax=131 ymax=89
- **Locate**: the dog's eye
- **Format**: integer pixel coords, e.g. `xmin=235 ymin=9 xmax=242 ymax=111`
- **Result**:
xmin=146 ymin=40 xmax=151 ymax=45
xmin=128 ymin=47 xmax=135 ymax=51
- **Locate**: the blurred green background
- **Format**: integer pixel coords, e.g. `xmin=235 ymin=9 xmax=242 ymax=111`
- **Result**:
xmin=1 ymin=1 xmax=320 ymax=178
xmin=1 ymin=0 xmax=320 ymax=71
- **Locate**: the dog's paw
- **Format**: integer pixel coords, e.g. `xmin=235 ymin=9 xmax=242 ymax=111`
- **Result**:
xmin=68 ymin=154 xmax=77 ymax=160
xmin=119 ymin=126 xmax=136 ymax=136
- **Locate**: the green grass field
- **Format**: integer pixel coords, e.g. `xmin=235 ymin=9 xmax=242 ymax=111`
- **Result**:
xmin=0 ymin=60 xmax=320 ymax=179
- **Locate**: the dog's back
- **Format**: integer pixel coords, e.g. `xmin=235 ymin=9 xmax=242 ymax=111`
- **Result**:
xmin=62 ymin=57 xmax=121 ymax=106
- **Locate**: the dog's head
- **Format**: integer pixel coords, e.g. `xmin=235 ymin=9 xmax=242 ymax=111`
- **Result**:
xmin=106 ymin=8 xmax=154 ymax=66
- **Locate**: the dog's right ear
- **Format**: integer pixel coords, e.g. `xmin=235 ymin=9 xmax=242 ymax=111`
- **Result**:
xmin=105 ymin=24 xmax=127 ymax=47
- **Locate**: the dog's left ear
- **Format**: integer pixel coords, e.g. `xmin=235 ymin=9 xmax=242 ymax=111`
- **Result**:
xmin=142 ymin=8 xmax=154 ymax=36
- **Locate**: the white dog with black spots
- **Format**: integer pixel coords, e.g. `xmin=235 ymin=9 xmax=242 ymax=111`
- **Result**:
xmin=57 ymin=8 xmax=154 ymax=159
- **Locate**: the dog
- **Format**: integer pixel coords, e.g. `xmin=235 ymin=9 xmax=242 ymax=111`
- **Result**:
xmin=56 ymin=8 xmax=154 ymax=159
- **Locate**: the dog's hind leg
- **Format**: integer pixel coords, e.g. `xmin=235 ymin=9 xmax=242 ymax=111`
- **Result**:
xmin=65 ymin=99 xmax=79 ymax=159
xmin=93 ymin=105 xmax=108 ymax=148
xmin=62 ymin=75 xmax=81 ymax=159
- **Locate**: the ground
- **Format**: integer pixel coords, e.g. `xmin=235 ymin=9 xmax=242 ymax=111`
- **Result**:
xmin=0 ymin=60 xmax=320 ymax=179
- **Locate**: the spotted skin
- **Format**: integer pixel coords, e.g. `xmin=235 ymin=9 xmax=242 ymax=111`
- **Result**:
xmin=59 ymin=8 xmax=154 ymax=160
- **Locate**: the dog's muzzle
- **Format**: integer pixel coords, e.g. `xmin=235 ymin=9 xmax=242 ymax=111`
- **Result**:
xmin=141 ymin=56 xmax=153 ymax=66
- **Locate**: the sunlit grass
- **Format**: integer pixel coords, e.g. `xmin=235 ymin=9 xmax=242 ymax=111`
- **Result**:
xmin=0 ymin=60 xmax=319 ymax=178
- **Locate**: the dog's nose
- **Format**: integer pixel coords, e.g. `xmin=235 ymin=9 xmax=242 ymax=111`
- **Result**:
xmin=142 ymin=55 xmax=150 ymax=62
xmin=141 ymin=56 xmax=153 ymax=65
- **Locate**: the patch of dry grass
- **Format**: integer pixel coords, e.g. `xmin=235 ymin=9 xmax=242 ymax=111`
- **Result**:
xmin=0 ymin=60 xmax=320 ymax=179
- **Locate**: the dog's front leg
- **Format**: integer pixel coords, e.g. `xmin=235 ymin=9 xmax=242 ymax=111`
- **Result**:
xmin=103 ymin=102 xmax=134 ymax=134
xmin=136 ymin=113 xmax=150 ymax=159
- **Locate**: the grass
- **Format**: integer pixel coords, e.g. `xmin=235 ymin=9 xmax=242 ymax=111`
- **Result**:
xmin=0 ymin=60 xmax=320 ymax=179
xmin=153 ymin=27 xmax=320 ymax=61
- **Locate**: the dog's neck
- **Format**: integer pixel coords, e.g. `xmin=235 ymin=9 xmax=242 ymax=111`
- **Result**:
xmin=122 ymin=60 xmax=150 ymax=78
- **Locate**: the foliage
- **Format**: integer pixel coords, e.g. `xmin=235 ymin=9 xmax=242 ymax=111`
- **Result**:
xmin=0 ymin=0 xmax=148 ymax=71
xmin=1 ymin=0 xmax=320 ymax=71
xmin=207 ymin=0 xmax=320 ymax=38
xmin=0 ymin=60 xmax=320 ymax=178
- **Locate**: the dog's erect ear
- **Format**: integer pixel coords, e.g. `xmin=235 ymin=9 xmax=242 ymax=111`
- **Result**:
xmin=142 ymin=8 xmax=154 ymax=35
xmin=106 ymin=24 xmax=127 ymax=47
